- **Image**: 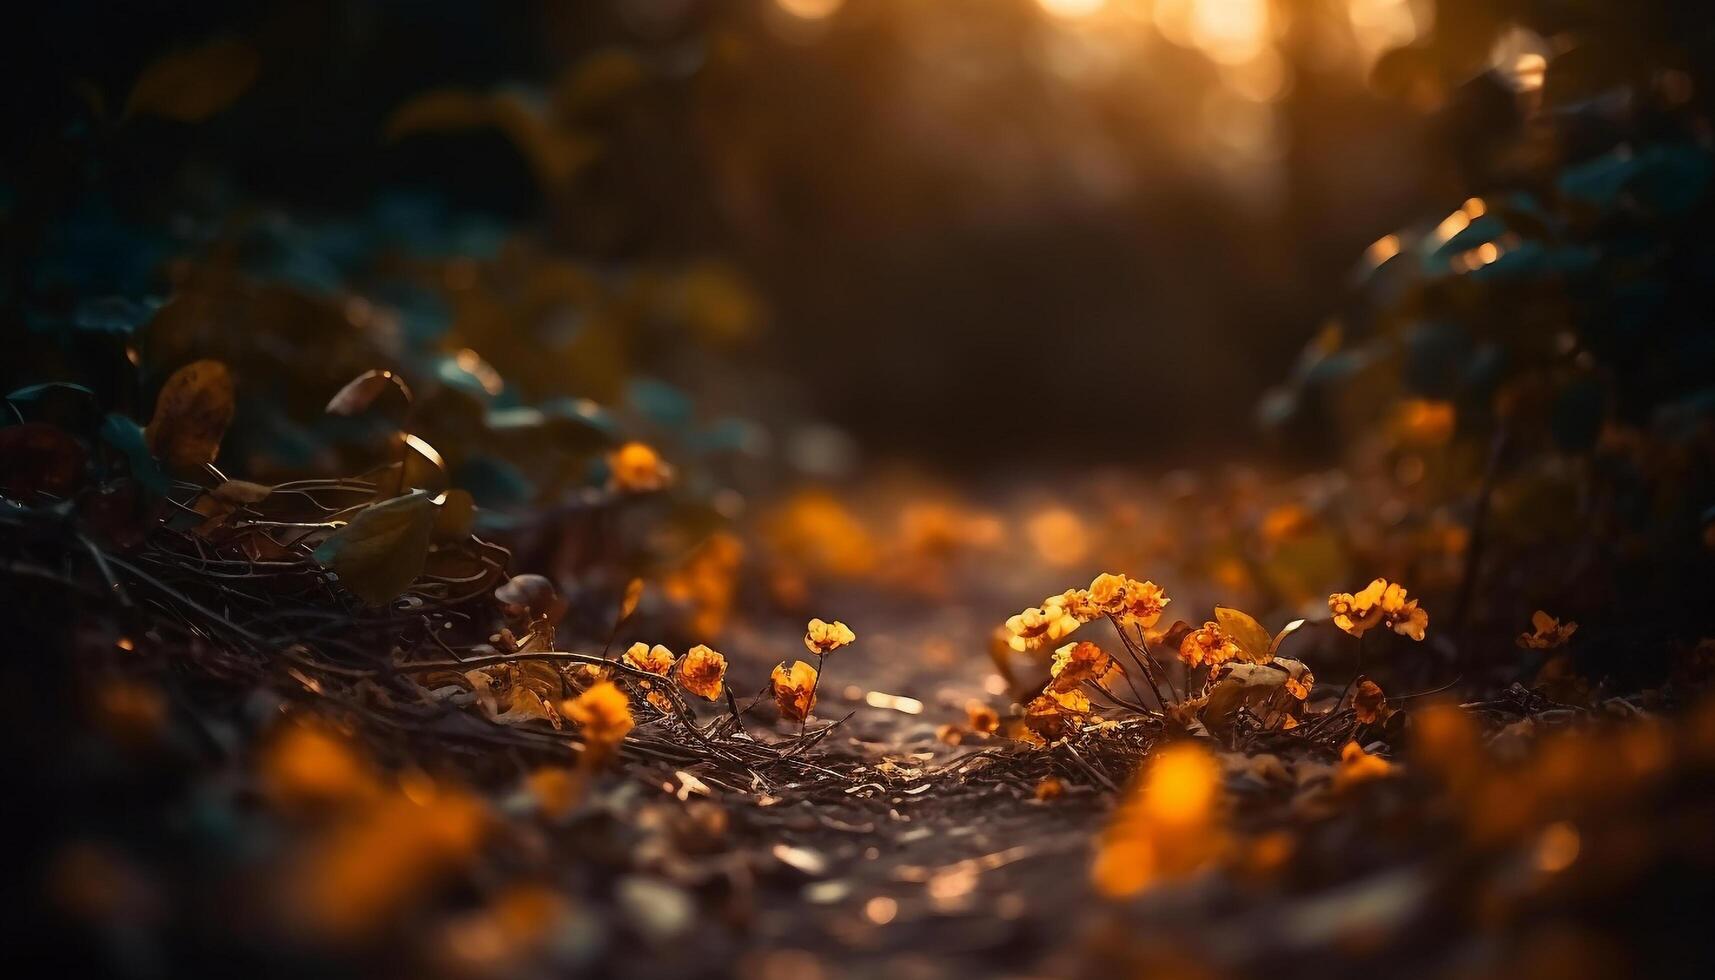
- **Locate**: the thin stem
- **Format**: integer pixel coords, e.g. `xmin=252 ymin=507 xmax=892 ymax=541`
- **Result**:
xmin=1136 ymin=624 xmax=1180 ymax=702
xmin=1108 ymin=615 xmax=1169 ymax=709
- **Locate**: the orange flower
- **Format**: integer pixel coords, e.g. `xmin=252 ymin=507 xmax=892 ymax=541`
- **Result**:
xmin=771 ymin=660 xmax=818 ymax=722
xmin=1334 ymin=741 xmax=1395 ymax=790
xmin=1395 ymin=399 xmax=1456 ymax=447
xmin=1179 ymin=622 xmax=1242 ymax=670
xmin=966 ymin=700 xmax=1000 ymax=734
xmin=1092 ymin=743 xmax=1225 ymax=898
xmin=804 ymin=617 xmax=856 ymax=655
xmin=1023 ymin=688 xmax=1091 ymax=742
xmin=1517 ymin=610 xmax=1578 ymax=650
xmin=1086 ymin=573 xmax=1169 ymax=627
xmin=677 ymin=644 xmax=728 ymax=701
xmin=607 ymin=441 xmax=673 ymax=493
xmin=622 ymin=642 xmax=674 ymax=676
xmin=1049 ymin=641 xmax=1115 ymax=693
xmin=1329 ymin=578 xmax=1428 ymax=641
xmin=563 ymin=681 xmax=633 ymax=762
xmin=1087 ymin=573 xmax=1129 ymax=611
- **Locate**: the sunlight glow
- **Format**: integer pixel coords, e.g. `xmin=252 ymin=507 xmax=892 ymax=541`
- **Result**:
xmin=1037 ymin=0 xmax=1109 ymax=18
xmin=1347 ymin=0 xmax=1428 ymax=64
xmin=775 ymin=0 xmax=844 ymax=20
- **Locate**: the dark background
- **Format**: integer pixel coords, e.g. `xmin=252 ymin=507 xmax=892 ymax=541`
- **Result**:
xmin=7 ymin=0 xmax=1699 ymax=464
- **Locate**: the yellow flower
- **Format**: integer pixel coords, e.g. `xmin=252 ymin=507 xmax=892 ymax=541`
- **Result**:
xmin=1179 ymin=622 xmax=1242 ymax=670
xmin=563 ymin=681 xmax=634 ymax=762
xmin=622 ymin=642 xmax=674 ymax=676
xmin=1049 ymin=641 xmax=1115 ymax=693
xmin=1004 ymin=600 xmax=1081 ymax=653
xmin=677 ymin=644 xmax=728 ymax=701
xmin=1051 ymin=588 xmax=1101 ymax=623
xmin=1329 ymin=578 xmax=1428 ymax=641
xmin=1517 ymin=610 xmax=1577 ymax=650
xmin=771 ymin=660 xmax=818 ymax=722
xmin=804 ymin=617 xmax=856 ymax=655
xmin=607 ymin=441 xmax=673 ymax=493
xmin=1328 ymin=579 xmax=1386 ymax=636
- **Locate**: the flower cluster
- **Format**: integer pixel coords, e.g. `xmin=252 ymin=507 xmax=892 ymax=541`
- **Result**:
xmin=622 ymin=643 xmax=674 ymax=675
xmin=1328 ymin=578 xmax=1428 ymax=641
xmin=1086 ymin=573 xmax=1169 ymax=627
xmin=619 ymin=642 xmax=728 ymax=701
xmin=1005 ymin=572 xmax=1170 ymax=653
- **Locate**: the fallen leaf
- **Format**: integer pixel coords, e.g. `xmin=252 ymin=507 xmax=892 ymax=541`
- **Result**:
xmin=145 ymin=359 xmax=235 ymax=471
xmin=313 ymin=491 xmax=436 ymax=605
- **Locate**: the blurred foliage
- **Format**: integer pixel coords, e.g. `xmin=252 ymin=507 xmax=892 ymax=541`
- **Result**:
xmin=1264 ymin=0 xmax=1715 ymax=685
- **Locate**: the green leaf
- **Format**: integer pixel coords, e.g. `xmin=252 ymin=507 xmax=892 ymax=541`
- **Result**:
xmin=314 ymin=491 xmax=435 ymax=606
xmin=1214 ymin=606 xmax=1274 ymax=664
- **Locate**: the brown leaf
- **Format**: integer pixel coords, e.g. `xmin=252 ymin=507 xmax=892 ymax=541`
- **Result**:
xmin=145 ymin=360 xmax=235 ymax=471
xmin=1353 ymin=677 xmax=1390 ymax=725
xmin=325 ymin=369 xmax=413 ymax=419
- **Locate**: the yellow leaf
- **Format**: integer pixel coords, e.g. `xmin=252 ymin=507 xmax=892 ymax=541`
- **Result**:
xmin=145 ymin=359 xmax=235 ymax=471
xmin=314 ymin=491 xmax=436 ymax=605
xmin=126 ymin=38 xmax=259 ymax=122
xmin=1214 ymin=606 xmax=1274 ymax=664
